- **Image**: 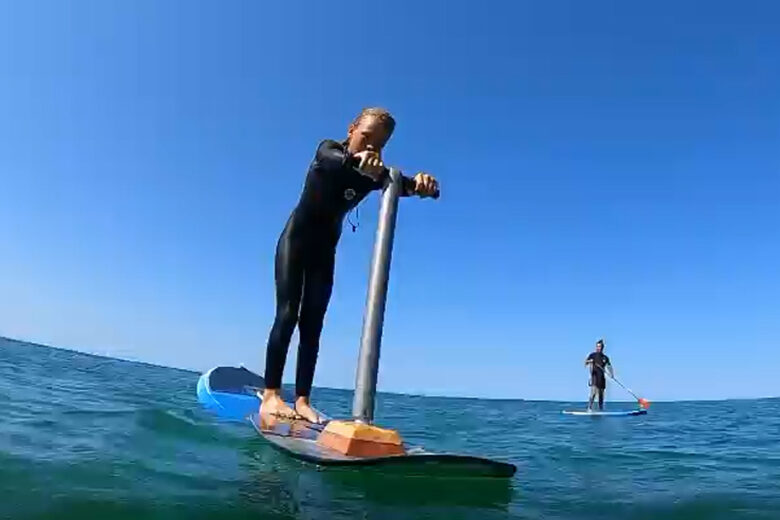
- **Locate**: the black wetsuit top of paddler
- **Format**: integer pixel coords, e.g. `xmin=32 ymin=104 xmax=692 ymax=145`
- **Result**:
xmin=587 ymin=352 xmax=611 ymax=389
xmin=263 ymin=139 xmax=415 ymax=396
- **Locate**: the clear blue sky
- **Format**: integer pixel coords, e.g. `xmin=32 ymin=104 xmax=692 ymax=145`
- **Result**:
xmin=1 ymin=1 xmax=778 ymax=401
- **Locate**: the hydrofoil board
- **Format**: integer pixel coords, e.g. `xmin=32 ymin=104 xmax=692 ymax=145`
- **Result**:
xmin=197 ymin=366 xmax=516 ymax=478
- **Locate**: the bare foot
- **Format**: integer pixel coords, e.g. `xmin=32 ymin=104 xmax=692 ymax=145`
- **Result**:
xmin=260 ymin=389 xmax=298 ymax=420
xmin=295 ymin=396 xmax=325 ymax=424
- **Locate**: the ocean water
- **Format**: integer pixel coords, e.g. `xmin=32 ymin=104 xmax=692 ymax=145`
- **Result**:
xmin=1 ymin=337 xmax=778 ymax=520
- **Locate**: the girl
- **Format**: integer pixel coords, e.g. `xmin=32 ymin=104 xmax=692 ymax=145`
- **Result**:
xmin=261 ymin=108 xmax=439 ymax=423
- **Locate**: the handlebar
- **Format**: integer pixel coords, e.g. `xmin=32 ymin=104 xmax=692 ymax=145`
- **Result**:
xmin=352 ymin=165 xmax=440 ymax=199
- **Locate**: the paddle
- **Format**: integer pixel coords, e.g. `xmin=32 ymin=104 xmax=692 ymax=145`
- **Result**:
xmin=594 ymin=363 xmax=650 ymax=409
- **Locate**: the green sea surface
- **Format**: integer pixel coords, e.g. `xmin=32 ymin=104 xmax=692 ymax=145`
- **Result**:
xmin=1 ymin=337 xmax=778 ymax=519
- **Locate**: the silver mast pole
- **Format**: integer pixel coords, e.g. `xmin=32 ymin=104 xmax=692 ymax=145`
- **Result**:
xmin=352 ymin=168 xmax=403 ymax=423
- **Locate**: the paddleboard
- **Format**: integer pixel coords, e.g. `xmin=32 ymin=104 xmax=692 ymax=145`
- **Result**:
xmin=562 ymin=409 xmax=647 ymax=416
xmin=196 ymin=365 xmax=269 ymax=421
xmin=197 ymin=366 xmax=516 ymax=478
xmin=250 ymin=413 xmax=514 ymax=477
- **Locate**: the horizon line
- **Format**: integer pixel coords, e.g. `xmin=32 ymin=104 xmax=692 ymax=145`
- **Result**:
xmin=2 ymin=334 xmax=777 ymax=403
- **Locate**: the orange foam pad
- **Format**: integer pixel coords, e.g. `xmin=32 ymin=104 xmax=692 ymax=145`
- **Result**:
xmin=316 ymin=420 xmax=406 ymax=457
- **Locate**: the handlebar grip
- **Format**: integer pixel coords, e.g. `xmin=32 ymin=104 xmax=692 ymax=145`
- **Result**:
xmin=352 ymin=165 xmax=440 ymax=199
xmin=405 ymin=176 xmax=440 ymax=199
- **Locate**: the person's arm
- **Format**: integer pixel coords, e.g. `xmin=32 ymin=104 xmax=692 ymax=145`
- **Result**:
xmin=400 ymin=174 xmax=417 ymax=197
xmin=585 ymin=353 xmax=593 ymax=366
xmin=315 ymin=140 xmax=438 ymax=197
xmin=316 ymin=139 xmax=393 ymax=187
xmin=314 ymin=139 xmax=355 ymax=171
xmin=605 ymin=356 xmax=614 ymax=378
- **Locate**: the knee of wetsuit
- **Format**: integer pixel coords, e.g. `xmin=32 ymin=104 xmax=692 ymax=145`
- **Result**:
xmin=276 ymin=302 xmax=300 ymax=327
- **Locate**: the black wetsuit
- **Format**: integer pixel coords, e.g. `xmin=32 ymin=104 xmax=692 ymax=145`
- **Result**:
xmin=587 ymin=352 xmax=611 ymax=389
xmin=264 ymin=139 xmax=414 ymax=397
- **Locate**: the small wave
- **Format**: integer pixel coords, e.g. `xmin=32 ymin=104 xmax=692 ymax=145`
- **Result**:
xmin=613 ymin=495 xmax=779 ymax=520
xmin=135 ymin=407 xmax=219 ymax=440
xmin=132 ymin=406 xmax=252 ymax=448
xmin=4 ymin=495 xmax=299 ymax=520
xmin=61 ymin=407 xmax=138 ymax=417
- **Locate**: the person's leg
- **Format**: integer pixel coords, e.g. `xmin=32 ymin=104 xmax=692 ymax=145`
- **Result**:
xmin=294 ymin=249 xmax=335 ymax=423
xmin=588 ymin=385 xmax=597 ymax=411
xmin=261 ymin=224 xmax=304 ymax=418
xmin=598 ymin=387 xmax=605 ymax=410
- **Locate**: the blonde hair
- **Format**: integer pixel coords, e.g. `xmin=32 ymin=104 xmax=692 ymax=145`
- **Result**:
xmin=349 ymin=107 xmax=396 ymax=140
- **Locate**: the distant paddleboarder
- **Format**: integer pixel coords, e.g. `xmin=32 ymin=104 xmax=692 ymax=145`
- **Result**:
xmin=585 ymin=339 xmax=613 ymax=411
xmin=260 ymin=108 xmax=439 ymax=424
